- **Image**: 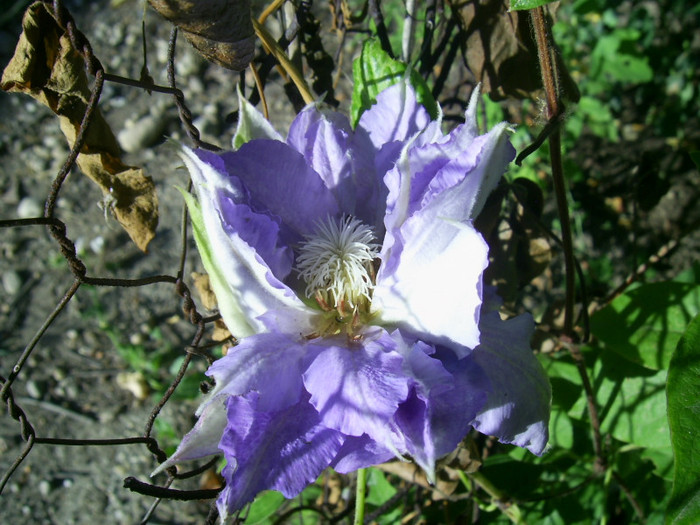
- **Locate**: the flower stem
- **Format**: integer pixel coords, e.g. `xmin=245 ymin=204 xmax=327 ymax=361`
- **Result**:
xmin=354 ymin=468 xmax=368 ymax=525
xmin=464 ymin=471 xmax=523 ymax=524
xmin=531 ymin=7 xmax=575 ymax=337
xmin=252 ymin=18 xmax=314 ymax=105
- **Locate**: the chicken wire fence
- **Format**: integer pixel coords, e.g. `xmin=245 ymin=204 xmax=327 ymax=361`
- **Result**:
xmin=0 ymin=1 xmax=339 ymax=522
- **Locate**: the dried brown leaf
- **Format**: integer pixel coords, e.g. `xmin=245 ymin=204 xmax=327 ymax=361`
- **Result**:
xmin=452 ymin=0 xmax=542 ymax=100
xmin=482 ymin=179 xmax=552 ymax=304
xmin=148 ymin=0 xmax=254 ymax=71
xmin=191 ymin=272 xmax=233 ymax=343
xmin=1 ymin=2 xmax=158 ymax=252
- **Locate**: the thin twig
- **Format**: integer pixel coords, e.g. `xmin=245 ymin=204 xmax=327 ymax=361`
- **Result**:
xmin=253 ymin=18 xmax=314 ymax=104
xmin=402 ymin=0 xmax=417 ymax=61
xmin=124 ymin=477 xmax=221 ymax=501
xmin=612 ymin=470 xmax=646 ymax=522
xmin=530 ymin=4 xmax=605 ymax=469
xmin=250 ymin=61 xmax=269 ymax=119
xmin=139 ymin=477 xmax=172 ymax=525
xmin=15 ymin=397 xmax=97 ymax=425
xmin=368 ymin=0 xmax=393 ymax=57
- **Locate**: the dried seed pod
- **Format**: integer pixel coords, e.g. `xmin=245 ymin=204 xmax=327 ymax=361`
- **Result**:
xmin=148 ymin=0 xmax=254 ymax=71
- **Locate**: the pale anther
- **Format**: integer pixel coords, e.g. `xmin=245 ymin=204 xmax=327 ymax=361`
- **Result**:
xmin=296 ymin=216 xmax=379 ymax=313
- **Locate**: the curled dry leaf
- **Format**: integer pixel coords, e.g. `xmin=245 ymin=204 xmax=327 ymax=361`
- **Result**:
xmin=451 ymin=0 xmax=579 ymax=102
xmin=148 ymin=0 xmax=254 ymax=71
xmin=191 ymin=272 xmax=234 ymax=344
xmin=482 ymin=178 xmax=552 ymax=304
xmin=1 ymin=2 xmax=158 ymax=252
xmin=451 ymin=0 xmax=541 ymax=100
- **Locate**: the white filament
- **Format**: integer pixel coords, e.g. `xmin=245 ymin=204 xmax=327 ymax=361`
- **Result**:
xmin=296 ymin=216 xmax=379 ymax=309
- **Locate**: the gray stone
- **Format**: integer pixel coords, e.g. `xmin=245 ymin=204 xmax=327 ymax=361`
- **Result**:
xmin=117 ymin=109 xmax=169 ymax=153
xmin=2 ymin=270 xmax=22 ymax=295
xmin=16 ymin=197 xmax=43 ymax=219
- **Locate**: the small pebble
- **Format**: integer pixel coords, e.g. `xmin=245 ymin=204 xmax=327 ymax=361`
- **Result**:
xmin=90 ymin=236 xmax=105 ymax=255
xmin=2 ymin=270 xmax=22 ymax=295
xmin=38 ymin=480 xmax=51 ymax=497
xmin=116 ymin=371 xmax=150 ymax=401
xmin=117 ymin=110 xmax=168 ymax=153
xmin=16 ymin=197 xmax=42 ymax=219
xmin=25 ymin=380 xmax=44 ymax=399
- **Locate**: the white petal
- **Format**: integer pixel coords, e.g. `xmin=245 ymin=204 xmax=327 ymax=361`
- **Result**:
xmin=373 ymin=215 xmax=488 ymax=358
xmin=151 ymin=396 xmax=228 ymax=476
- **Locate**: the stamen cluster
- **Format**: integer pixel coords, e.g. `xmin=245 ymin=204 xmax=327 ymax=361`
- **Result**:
xmin=296 ymin=216 xmax=379 ymax=318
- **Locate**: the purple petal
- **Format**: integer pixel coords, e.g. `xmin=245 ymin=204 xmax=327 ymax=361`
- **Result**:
xmin=215 ymin=192 xmax=293 ymax=281
xmin=425 ymin=123 xmax=515 ymax=221
xmin=220 ymin=140 xmax=340 ymax=237
xmin=331 ymin=434 xmax=394 ymax=473
xmin=469 ymin=312 xmax=551 ymax=455
xmin=287 ymin=107 xmax=354 ymax=213
xmin=303 ymin=332 xmax=410 ymax=444
xmin=358 ymin=81 xmax=431 ymax=149
xmin=200 ymin=333 xmax=322 ymax=414
xmin=217 ymin=392 xmax=345 ymax=518
xmin=181 ymin=148 xmax=306 ymax=337
xmin=382 ymin=118 xmax=514 ymax=243
xmin=391 ymin=337 xmax=489 ymax=478
xmin=287 ymin=105 xmax=383 ymax=227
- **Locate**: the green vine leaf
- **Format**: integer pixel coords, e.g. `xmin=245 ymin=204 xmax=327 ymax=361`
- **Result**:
xmin=591 ymin=282 xmax=700 ymax=370
xmin=666 ymin=314 xmax=700 ymax=524
xmin=510 ymin=0 xmax=559 ymax=11
xmin=351 ymin=39 xmax=437 ymax=127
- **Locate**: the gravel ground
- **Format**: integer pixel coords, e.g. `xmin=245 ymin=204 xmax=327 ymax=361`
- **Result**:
xmin=0 ymin=1 xmax=292 ymax=522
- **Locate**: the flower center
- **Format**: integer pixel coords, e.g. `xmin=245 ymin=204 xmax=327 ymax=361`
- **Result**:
xmin=296 ymin=216 xmax=379 ymax=336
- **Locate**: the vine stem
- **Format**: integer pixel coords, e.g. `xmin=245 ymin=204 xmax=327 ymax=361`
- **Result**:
xmin=531 ymin=7 xmax=605 ymax=467
xmin=531 ymin=7 xmax=575 ymax=337
xmin=354 ymin=468 xmax=368 ymax=525
xmin=252 ymin=18 xmax=314 ymax=104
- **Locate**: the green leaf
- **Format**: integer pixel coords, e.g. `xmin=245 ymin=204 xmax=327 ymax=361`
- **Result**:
xmin=549 ymin=407 xmax=575 ymax=449
xmin=666 ymin=314 xmax=700 ymax=524
xmin=365 ymin=468 xmax=403 ymax=523
xmin=510 ymin=0 xmax=559 ymax=10
xmin=690 ymin=151 xmax=700 ymax=171
xmin=591 ymin=282 xmax=700 ymax=370
xmin=351 ymin=39 xmax=437 ymax=127
xmin=591 ymin=30 xmax=653 ymax=84
xmin=366 ymin=468 xmax=397 ymax=505
xmin=569 ymin=347 xmax=670 ymax=449
xmin=641 ymin=446 xmax=674 ymax=481
xmin=246 ymin=491 xmax=286 ymax=524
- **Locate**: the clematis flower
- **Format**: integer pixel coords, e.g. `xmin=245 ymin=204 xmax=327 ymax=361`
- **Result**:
xmin=154 ymin=82 xmax=551 ymax=520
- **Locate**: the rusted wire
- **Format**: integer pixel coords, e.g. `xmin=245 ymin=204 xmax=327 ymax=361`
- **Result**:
xmin=167 ymin=27 xmax=221 ymax=151
xmin=0 ymin=0 xmax=221 ymax=512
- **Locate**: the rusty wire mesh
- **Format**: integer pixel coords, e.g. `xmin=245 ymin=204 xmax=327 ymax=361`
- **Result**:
xmin=1 ymin=1 xmax=268 ymax=522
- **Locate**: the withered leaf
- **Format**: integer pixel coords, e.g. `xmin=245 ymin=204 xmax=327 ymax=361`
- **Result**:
xmin=481 ymin=179 xmax=552 ymax=304
xmin=1 ymin=2 xmax=158 ymax=252
xmin=148 ymin=0 xmax=254 ymax=71
xmin=452 ymin=0 xmax=579 ymax=103
xmin=452 ymin=0 xmax=541 ymax=100
xmin=191 ymin=272 xmax=233 ymax=344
